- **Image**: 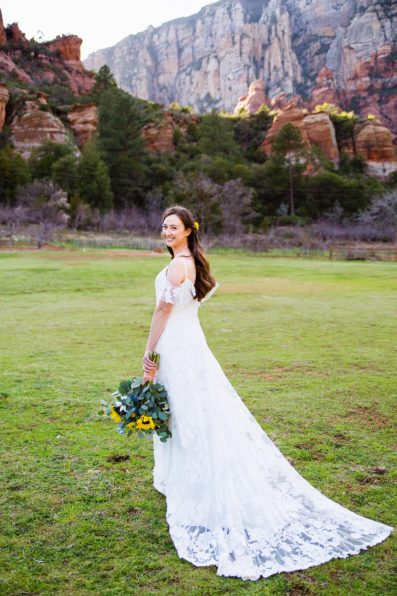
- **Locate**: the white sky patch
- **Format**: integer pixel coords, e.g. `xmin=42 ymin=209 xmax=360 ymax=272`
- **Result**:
xmin=0 ymin=0 xmax=218 ymax=59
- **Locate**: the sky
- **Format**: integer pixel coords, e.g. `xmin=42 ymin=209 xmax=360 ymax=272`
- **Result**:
xmin=0 ymin=0 xmax=218 ymax=60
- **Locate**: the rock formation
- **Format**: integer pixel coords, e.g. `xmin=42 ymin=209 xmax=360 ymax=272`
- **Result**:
xmin=47 ymin=35 xmax=84 ymax=66
xmin=235 ymin=80 xmax=270 ymax=115
xmin=0 ymin=83 xmax=9 ymax=130
xmin=142 ymin=110 xmax=199 ymax=154
xmin=262 ymin=103 xmax=311 ymax=156
xmin=310 ymin=67 xmax=344 ymax=108
xmin=67 ymin=103 xmax=98 ymax=147
xmin=303 ymin=112 xmax=339 ymax=164
xmin=261 ymin=101 xmax=397 ymax=179
xmin=84 ymin=0 xmax=397 ymax=131
xmin=7 ymin=22 xmax=28 ymax=45
xmin=142 ymin=113 xmax=177 ymax=154
xmin=0 ymin=9 xmax=7 ymax=46
xmin=354 ymin=119 xmax=397 ymax=179
xmin=10 ymin=95 xmax=72 ymax=159
xmin=0 ymin=10 xmax=95 ymax=96
xmin=0 ymin=50 xmax=33 ymax=84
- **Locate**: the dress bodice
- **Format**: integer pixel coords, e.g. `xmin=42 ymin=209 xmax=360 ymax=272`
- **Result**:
xmin=155 ymin=263 xmax=219 ymax=312
xmin=155 ymin=266 xmax=198 ymax=311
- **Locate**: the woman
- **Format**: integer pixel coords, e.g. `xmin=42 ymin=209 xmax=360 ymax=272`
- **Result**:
xmin=142 ymin=205 xmax=393 ymax=581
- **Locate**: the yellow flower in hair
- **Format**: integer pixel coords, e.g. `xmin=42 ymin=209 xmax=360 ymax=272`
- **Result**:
xmin=194 ymin=221 xmax=199 ymax=230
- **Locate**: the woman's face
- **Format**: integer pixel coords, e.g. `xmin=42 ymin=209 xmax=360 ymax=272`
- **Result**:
xmin=162 ymin=214 xmax=191 ymax=250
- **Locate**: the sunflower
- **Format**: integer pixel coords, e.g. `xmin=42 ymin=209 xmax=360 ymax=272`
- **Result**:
xmin=110 ymin=407 xmax=122 ymax=423
xmin=136 ymin=415 xmax=156 ymax=430
xmin=126 ymin=420 xmax=136 ymax=429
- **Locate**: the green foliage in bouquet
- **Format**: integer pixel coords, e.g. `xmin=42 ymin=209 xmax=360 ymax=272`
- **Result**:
xmin=98 ymin=352 xmax=172 ymax=442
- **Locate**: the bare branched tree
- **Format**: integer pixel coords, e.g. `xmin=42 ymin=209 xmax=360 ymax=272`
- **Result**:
xmin=219 ymin=179 xmax=256 ymax=235
xmin=0 ymin=204 xmax=29 ymax=246
xmin=16 ymin=180 xmax=70 ymax=248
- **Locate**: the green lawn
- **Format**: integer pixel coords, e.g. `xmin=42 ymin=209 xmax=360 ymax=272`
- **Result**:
xmin=0 ymin=248 xmax=396 ymax=595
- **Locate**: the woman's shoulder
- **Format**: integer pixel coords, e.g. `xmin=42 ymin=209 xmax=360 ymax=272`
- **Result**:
xmin=166 ymin=257 xmax=188 ymax=283
xmin=169 ymin=255 xmax=196 ymax=283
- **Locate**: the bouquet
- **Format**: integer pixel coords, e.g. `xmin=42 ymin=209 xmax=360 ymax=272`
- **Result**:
xmin=99 ymin=351 xmax=172 ymax=443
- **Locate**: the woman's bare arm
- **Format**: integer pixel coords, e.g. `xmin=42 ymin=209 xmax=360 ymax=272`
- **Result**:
xmin=145 ymin=303 xmax=173 ymax=354
xmin=142 ymin=259 xmax=187 ymax=377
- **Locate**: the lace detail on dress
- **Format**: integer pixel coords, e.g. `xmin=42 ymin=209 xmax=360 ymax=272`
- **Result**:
xmin=152 ymin=262 xmax=394 ymax=581
xmin=158 ymin=278 xmax=197 ymax=305
xmin=169 ymin=519 xmax=393 ymax=581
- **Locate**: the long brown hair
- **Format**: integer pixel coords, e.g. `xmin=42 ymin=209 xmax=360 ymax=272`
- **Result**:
xmin=162 ymin=205 xmax=216 ymax=302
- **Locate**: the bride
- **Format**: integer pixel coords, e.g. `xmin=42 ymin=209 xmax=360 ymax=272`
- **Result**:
xmin=142 ymin=204 xmax=394 ymax=581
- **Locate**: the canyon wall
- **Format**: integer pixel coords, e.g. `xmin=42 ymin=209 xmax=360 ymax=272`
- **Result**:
xmin=84 ymin=0 xmax=397 ymax=131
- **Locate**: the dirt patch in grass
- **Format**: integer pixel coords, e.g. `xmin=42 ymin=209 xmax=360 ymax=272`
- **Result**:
xmin=106 ymin=454 xmax=130 ymax=463
xmin=293 ymin=438 xmax=326 ymax=460
xmin=357 ymin=466 xmax=389 ymax=486
xmin=345 ymin=466 xmax=390 ymax=492
xmin=343 ymin=402 xmax=390 ymax=429
xmin=332 ymin=432 xmax=352 ymax=446
xmin=127 ymin=506 xmax=142 ymax=516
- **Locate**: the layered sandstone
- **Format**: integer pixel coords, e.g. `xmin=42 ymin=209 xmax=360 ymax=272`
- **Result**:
xmin=0 ymin=9 xmax=6 ymax=46
xmin=142 ymin=113 xmax=176 ymax=154
xmin=235 ymin=80 xmax=270 ymax=115
xmin=310 ymin=67 xmax=344 ymax=108
xmin=0 ymin=10 xmax=95 ymax=96
xmin=8 ymin=22 xmax=28 ymax=45
xmin=0 ymin=50 xmax=33 ymax=84
xmin=84 ymin=0 xmax=397 ymax=130
xmin=67 ymin=103 xmax=98 ymax=147
xmin=354 ymin=119 xmax=397 ymax=179
xmin=10 ymin=95 xmax=72 ymax=159
xmin=261 ymin=103 xmax=310 ymax=155
xmin=47 ymin=35 xmax=83 ymax=65
xmin=261 ymin=102 xmax=397 ymax=179
xmin=262 ymin=102 xmax=341 ymax=166
xmin=142 ymin=111 xmax=199 ymax=153
xmin=303 ymin=112 xmax=339 ymax=164
xmin=0 ymin=83 xmax=9 ymax=130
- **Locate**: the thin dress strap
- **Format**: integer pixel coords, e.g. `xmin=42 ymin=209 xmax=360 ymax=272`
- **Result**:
xmin=183 ymin=258 xmax=188 ymax=282
xmin=165 ymin=257 xmax=189 ymax=282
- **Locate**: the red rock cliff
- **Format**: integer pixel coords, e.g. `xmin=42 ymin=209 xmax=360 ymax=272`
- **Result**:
xmin=0 ymin=9 xmax=7 ymax=46
xmin=261 ymin=102 xmax=397 ymax=180
xmin=47 ymin=35 xmax=83 ymax=65
xmin=0 ymin=10 xmax=95 ymax=96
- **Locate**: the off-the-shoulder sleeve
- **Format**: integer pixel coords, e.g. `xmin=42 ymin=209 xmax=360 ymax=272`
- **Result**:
xmin=199 ymin=281 xmax=220 ymax=306
xmin=158 ymin=278 xmax=197 ymax=305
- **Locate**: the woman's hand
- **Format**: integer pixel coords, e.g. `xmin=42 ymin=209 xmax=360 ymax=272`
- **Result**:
xmin=142 ymin=350 xmax=158 ymax=381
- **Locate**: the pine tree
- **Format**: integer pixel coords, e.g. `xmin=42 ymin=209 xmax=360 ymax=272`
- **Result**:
xmin=0 ymin=146 xmax=31 ymax=205
xmin=97 ymin=88 xmax=149 ymax=207
xmin=77 ymin=141 xmax=113 ymax=212
xmin=198 ymin=110 xmax=242 ymax=161
xmin=271 ymin=123 xmax=306 ymax=216
xmin=90 ymin=65 xmax=118 ymax=98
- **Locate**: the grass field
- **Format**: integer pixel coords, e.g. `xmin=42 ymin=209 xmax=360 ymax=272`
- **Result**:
xmin=0 ymin=248 xmax=396 ymax=595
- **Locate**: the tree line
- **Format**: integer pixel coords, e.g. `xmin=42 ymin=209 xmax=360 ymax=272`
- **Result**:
xmin=0 ymin=65 xmax=396 ymax=238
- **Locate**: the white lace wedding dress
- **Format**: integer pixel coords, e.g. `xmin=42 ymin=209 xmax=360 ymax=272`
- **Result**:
xmin=152 ymin=262 xmax=394 ymax=581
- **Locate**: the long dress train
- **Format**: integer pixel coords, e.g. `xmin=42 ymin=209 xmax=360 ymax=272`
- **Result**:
xmin=152 ymin=263 xmax=394 ymax=581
